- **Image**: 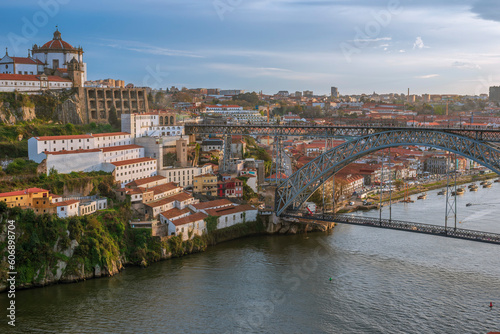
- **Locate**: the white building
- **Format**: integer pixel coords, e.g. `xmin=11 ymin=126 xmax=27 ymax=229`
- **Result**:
xmin=0 ymin=73 xmax=72 ymax=92
xmin=79 ymin=197 xmax=108 ymax=216
xmin=56 ymin=200 xmax=79 ymax=218
xmin=101 ymin=145 xmax=144 ymax=163
xmin=111 ymin=157 xmax=157 ymax=187
xmin=0 ymin=54 xmax=44 ymax=75
xmin=204 ymin=204 xmax=258 ymax=229
xmin=121 ymin=111 xmax=183 ymax=138
xmin=189 ymin=199 xmax=235 ymax=213
xmin=28 ymin=132 xmax=132 ymax=163
xmin=31 ymin=28 xmax=87 ymax=83
xmin=158 ymin=165 xmax=213 ymax=188
xmin=165 ymin=212 xmax=207 ymax=241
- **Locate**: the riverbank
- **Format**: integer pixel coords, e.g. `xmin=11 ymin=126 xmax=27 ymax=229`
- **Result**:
xmin=337 ymin=173 xmax=499 ymax=213
xmin=0 ymin=209 xmax=334 ymax=293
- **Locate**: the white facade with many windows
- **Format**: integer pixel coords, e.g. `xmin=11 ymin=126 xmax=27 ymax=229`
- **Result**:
xmin=111 ymin=157 xmax=157 ymax=187
xmin=158 ymin=165 xmax=213 ymax=188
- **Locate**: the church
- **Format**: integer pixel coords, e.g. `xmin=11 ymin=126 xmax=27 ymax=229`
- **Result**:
xmin=0 ymin=28 xmax=86 ymax=92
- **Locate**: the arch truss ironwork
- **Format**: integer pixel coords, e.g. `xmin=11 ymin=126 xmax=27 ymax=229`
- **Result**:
xmin=275 ymin=129 xmax=500 ymax=216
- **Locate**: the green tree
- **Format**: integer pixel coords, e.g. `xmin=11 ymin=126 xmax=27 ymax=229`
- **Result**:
xmin=108 ymin=106 xmax=120 ymax=129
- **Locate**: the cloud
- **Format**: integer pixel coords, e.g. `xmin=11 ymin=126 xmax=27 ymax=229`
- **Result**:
xmin=413 ymin=37 xmax=427 ymax=49
xmin=205 ymin=63 xmax=331 ymax=81
xmin=416 ymin=74 xmax=439 ymax=79
xmin=352 ymin=37 xmax=392 ymax=43
xmin=471 ymin=0 xmax=500 ymax=23
xmin=100 ymin=39 xmax=203 ymax=58
xmin=452 ymin=61 xmax=481 ymax=69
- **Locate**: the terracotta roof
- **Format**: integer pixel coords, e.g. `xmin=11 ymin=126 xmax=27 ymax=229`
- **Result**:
xmin=148 ymin=182 xmax=181 ymax=195
xmin=0 ymin=73 xmax=71 ymax=82
xmin=170 ymin=212 xmax=207 ymax=226
xmin=125 ymin=175 xmax=167 ymax=187
xmin=110 ymin=157 xmax=156 ymax=167
xmin=101 ymin=144 xmax=143 ymax=152
xmin=191 ymin=199 xmax=233 ymax=210
xmin=45 ymin=148 xmax=101 ymax=155
xmin=146 ymin=192 xmax=193 ymax=208
xmin=56 ymin=200 xmax=79 ymax=207
xmin=92 ymin=132 xmax=131 ymax=137
xmin=160 ymin=207 xmax=191 ymax=220
xmin=205 ymin=204 xmax=256 ymax=217
xmin=36 ymin=134 xmax=92 ymax=141
xmin=0 ymin=188 xmax=49 ymax=197
xmin=10 ymin=57 xmax=44 ymax=65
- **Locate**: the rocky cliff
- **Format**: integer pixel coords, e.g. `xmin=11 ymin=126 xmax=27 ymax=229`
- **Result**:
xmin=0 ymin=101 xmax=36 ymax=124
xmin=0 ymin=208 xmax=334 ymax=293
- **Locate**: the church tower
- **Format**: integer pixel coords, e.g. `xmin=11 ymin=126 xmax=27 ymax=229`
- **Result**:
xmin=67 ymin=57 xmax=83 ymax=88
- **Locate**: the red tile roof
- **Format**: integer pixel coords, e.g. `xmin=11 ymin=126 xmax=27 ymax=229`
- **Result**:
xmin=160 ymin=207 xmax=191 ymax=220
xmin=191 ymin=199 xmax=234 ymax=210
xmin=0 ymin=188 xmax=49 ymax=197
xmin=101 ymin=144 xmax=143 ymax=152
xmin=170 ymin=212 xmax=207 ymax=226
xmin=205 ymin=204 xmax=256 ymax=217
xmin=10 ymin=57 xmax=44 ymax=65
xmin=36 ymin=134 xmax=93 ymax=141
xmin=0 ymin=74 xmax=72 ymax=82
xmin=45 ymin=148 xmax=101 ymax=155
xmin=92 ymin=132 xmax=131 ymax=137
xmin=110 ymin=157 xmax=156 ymax=167
xmin=125 ymin=175 xmax=167 ymax=187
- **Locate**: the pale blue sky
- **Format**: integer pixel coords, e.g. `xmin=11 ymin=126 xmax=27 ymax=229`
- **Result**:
xmin=1 ymin=0 xmax=500 ymax=95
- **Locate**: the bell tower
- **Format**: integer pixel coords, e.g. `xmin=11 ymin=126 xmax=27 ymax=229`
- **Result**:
xmin=67 ymin=57 xmax=83 ymax=87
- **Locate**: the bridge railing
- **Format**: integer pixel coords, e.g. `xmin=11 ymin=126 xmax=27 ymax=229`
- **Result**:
xmin=282 ymin=212 xmax=500 ymax=244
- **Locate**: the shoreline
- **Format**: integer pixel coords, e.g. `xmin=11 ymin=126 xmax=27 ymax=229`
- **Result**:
xmin=338 ymin=173 xmax=498 ymax=214
xmin=0 ymin=216 xmax=335 ymax=293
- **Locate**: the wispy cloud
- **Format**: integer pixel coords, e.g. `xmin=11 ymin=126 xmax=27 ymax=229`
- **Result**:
xmin=100 ymin=39 xmax=204 ymax=58
xmin=205 ymin=63 xmax=331 ymax=81
xmin=416 ymin=74 xmax=439 ymax=79
xmin=413 ymin=37 xmax=428 ymax=49
xmin=452 ymin=61 xmax=481 ymax=69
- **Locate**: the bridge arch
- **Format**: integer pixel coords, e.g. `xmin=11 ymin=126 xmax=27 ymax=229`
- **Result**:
xmin=275 ymin=129 xmax=500 ymax=216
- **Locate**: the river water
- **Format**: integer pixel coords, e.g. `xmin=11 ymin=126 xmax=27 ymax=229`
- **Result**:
xmin=1 ymin=182 xmax=500 ymax=333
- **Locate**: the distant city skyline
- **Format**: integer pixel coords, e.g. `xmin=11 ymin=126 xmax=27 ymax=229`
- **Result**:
xmin=2 ymin=0 xmax=500 ymax=95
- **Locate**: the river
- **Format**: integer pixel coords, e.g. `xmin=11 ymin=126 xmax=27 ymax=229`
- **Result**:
xmin=1 ymin=182 xmax=500 ymax=333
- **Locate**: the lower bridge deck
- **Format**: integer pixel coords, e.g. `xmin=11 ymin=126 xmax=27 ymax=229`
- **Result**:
xmin=281 ymin=213 xmax=500 ymax=245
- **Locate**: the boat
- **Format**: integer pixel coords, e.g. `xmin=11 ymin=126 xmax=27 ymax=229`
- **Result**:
xmin=468 ymin=183 xmax=477 ymax=188
xmin=466 ymin=203 xmax=473 ymax=207
xmin=437 ymin=190 xmax=447 ymax=195
xmin=480 ymin=181 xmax=488 ymax=186
xmin=495 ymin=179 xmax=500 ymax=183
xmin=483 ymin=182 xmax=492 ymax=188
xmin=417 ymin=194 xmax=427 ymax=200
xmin=452 ymin=188 xmax=465 ymax=196
xmin=469 ymin=187 xmax=478 ymax=192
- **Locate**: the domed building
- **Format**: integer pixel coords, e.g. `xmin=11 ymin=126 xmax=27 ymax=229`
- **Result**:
xmin=31 ymin=28 xmax=87 ymax=84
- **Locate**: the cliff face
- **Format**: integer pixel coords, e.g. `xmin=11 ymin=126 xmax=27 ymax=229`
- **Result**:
xmin=0 ymin=101 xmax=36 ymax=124
xmin=0 ymin=208 xmax=334 ymax=293
xmin=56 ymin=89 xmax=86 ymax=125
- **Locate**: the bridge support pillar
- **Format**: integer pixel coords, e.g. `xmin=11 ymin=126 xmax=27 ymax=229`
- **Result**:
xmin=221 ymin=134 xmax=233 ymax=173
xmin=271 ymin=136 xmax=285 ymax=183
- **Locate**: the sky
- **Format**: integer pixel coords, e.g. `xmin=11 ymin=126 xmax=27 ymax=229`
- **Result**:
xmin=2 ymin=0 xmax=500 ymax=96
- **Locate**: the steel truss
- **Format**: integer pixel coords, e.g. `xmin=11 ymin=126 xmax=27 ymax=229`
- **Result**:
xmin=275 ymin=130 xmax=500 ymax=216
xmin=185 ymin=124 xmax=500 ymax=143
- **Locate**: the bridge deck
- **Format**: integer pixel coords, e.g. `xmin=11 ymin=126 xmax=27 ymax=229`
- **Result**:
xmin=185 ymin=123 xmax=500 ymax=142
xmin=282 ymin=213 xmax=500 ymax=245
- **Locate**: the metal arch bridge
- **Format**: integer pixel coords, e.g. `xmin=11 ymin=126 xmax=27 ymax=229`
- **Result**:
xmin=274 ymin=128 xmax=500 ymax=216
xmin=185 ymin=123 xmax=500 ymax=142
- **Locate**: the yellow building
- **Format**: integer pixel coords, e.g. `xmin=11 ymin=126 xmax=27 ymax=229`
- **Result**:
xmin=193 ymin=174 xmax=218 ymax=196
xmin=0 ymin=188 xmax=54 ymax=214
